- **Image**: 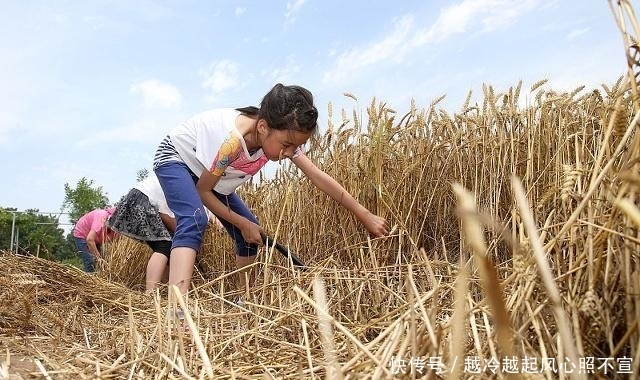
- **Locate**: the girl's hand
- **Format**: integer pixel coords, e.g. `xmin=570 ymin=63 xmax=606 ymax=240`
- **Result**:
xmin=240 ymin=220 xmax=264 ymax=246
xmin=361 ymin=211 xmax=389 ymax=238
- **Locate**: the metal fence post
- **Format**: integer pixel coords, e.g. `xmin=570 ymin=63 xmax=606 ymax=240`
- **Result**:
xmin=9 ymin=211 xmax=16 ymax=253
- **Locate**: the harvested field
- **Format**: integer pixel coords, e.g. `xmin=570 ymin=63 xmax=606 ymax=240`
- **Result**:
xmin=2 ymin=3 xmax=640 ymax=379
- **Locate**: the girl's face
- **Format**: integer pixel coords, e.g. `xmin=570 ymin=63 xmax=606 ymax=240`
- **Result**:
xmin=259 ymin=121 xmax=313 ymax=161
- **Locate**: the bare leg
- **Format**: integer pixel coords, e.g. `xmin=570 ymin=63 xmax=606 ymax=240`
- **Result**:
xmin=169 ymin=247 xmax=197 ymax=295
xmin=162 ymin=263 xmax=169 ymax=283
xmin=236 ymin=255 xmax=257 ymax=295
xmin=146 ymin=252 xmax=169 ymax=292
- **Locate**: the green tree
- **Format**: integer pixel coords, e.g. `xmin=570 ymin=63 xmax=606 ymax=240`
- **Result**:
xmin=0 ymin=208 xmax=73 ymax=260
xmin=62 ymin=177 xmax=110 ymax=224
xmin=136 ymin=168 xmax=149 ymax=182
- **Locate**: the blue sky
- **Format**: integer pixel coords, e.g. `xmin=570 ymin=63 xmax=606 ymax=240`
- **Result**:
xmin=0 ymin=0 xmax=628 ymax=230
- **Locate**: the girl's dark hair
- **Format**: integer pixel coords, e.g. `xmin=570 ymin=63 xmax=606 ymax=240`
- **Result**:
xmin=236 ymin=83 xmax=318 ymax=133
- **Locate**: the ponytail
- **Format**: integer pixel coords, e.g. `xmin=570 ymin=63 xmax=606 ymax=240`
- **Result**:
xmin=235 ymin=106 xmax=260 ymax=116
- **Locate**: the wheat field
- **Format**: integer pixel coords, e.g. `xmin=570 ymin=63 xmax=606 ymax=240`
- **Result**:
xmin=2 ymin=2 xmax=640 ymax=379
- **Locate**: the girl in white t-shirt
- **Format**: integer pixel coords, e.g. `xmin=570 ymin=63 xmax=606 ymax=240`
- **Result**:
xmin=153 ymin=83 xmax=388 ymax=299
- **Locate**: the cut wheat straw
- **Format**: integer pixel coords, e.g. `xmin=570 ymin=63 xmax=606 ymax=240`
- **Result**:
xmin=2 ymin=5 xmax=640 ymax=376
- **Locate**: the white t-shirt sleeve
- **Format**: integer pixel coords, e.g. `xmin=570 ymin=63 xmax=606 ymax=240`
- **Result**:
xmin=155 ymin=198 xmax=174 ymax=217
xmin=193 ymin=110 xmax=231 ymax=174
xmin=171 ymin=109 xmax=238 ymax=178
xmin=135 ymin=174 xmax=175 ymax=218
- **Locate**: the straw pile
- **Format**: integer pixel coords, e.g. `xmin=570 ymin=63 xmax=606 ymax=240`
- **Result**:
xmin=2 ymin=2 xmax=640 ymax=378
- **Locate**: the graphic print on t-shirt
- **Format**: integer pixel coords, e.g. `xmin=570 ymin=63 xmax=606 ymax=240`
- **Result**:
xmin=209 ymin=131 xmax=269 ymax=178
xmin=231 ymin=152 xmax=268 ymax=175
xmin=210 ymin=134 xmax=242 ymax=176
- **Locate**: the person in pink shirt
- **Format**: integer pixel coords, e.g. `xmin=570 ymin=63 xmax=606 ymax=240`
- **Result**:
xmin=72 ymin=207 xmax=118 ymax=272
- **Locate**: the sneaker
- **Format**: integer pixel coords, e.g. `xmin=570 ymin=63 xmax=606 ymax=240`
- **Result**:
xmin=166 ymin=308 xmax=189 ymax=334
xmin=166 ymin=307 xmax=185 ymax=320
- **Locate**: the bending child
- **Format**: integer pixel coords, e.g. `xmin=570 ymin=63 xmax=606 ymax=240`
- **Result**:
xmin=153 ymin=83 xmax=388 ymax=298
xmin=108 ymin=172 xmax=218 ymax=292
xmin=73 ymin=207 xmax=117 ymax=272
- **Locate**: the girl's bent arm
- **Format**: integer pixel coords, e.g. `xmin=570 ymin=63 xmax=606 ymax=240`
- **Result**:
xmin=196 ymin=170 xmax=263 ymax=245
xmin=292 ymin=154 xmax=388 ymax=237
xmin=159 ymin=213 xmax=177 ymax=234
xmin=85 ymin=230 xmax=102 ymax=258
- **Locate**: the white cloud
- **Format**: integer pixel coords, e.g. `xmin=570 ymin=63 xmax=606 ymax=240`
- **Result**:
xmin=262 ymin=58 xmax=301 ymax=84
xmin=54 ymin=14 xmax=67 ymax=24
xmin=82 ymin=15 xmax=107 ymax=31
xmin=322 ymin=16 xmax=413 ymax=85
xmin=323 ymin=0 xmax=541 ymax=86
xmin=129 ymin=79 xmax=183 ymax=108
xmin=0 ymin=121 xmax=18 ymax=144
xmin=77 ymin=118 xmax=173 ymax=146
xmin=235 ymin=7 xmax=246 ymax=16
xmin=200 ymin=60 xmax=238 ymax=94
xmin=285 ymin=0 xmax=306 ymax=25
xmin=567 ymin=27 xmax=589 ymax=41
xmin=480 ymin=0 xmax=539 ymax=31
xmin=412 ymin=0 xmax=539 ymax=45
xmin=127 ymin=1 xmax=173 ymax=21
